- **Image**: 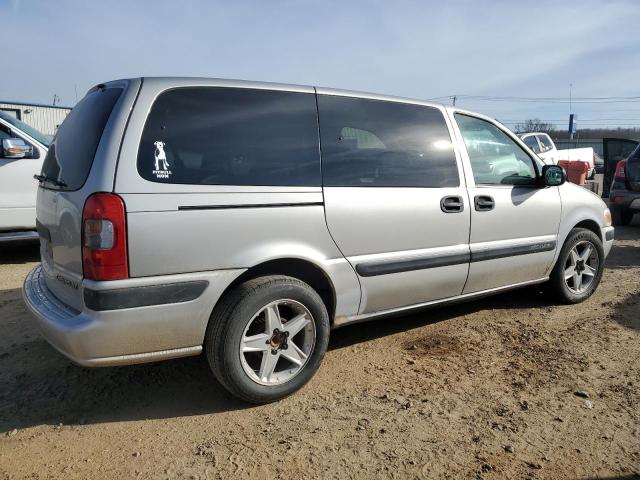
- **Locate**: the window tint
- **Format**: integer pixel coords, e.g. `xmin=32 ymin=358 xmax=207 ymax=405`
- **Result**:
xmin=455 ymin=114 xmax=537 ymax=186
xmin=537 ymin=134 xmax=553 ymax=152
xmin=522 ymin=135 xmax=540 ymax=153
xmin=41 ymin=87 xmax=122 ymax=190
xmin=318 ymin=95 xmax=458 ymax=187
xmin=137 ymin=87 xmax=321 ymax=186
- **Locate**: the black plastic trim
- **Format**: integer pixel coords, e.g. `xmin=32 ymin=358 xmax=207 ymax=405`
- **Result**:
xmin=356 ymin=252 xmax=471 ymax=277
xmin=471 ymin=241 xmax=556 ymax=262
xmin=605 ymin=229 xmax=615 ymax=241
xmin=178 ymin=202 xmax=323 ymax=211
xmin=355 ymin=241 xmax=557 ymax=277
xmin=84 ymin=280 xmax=209 ymax=311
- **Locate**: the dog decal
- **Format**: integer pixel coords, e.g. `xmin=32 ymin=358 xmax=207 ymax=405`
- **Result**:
xmin=152 ymin=141 xmax=172 ymax=179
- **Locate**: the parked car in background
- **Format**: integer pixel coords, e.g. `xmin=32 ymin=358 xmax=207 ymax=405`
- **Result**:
xmin=594 ymin=152 xmax=604 ymax=175
xmin=520 ymin=132 xmax=559 ymax=164
xmin=23 ymin=78 xmax=614 ymax=403
xmin=609 ymin=144 xmax=640 ymax=225
xmin=0 ymin=111 xmax=50 ymax=242
xmin=519 ymin=132 xmax=597 ymax=179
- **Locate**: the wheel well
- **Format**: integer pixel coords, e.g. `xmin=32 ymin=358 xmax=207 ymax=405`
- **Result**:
xmin=573 ymin=219 xmax=601 ymax=239
xmin=222 ymin=259 xmax=336 ymax=321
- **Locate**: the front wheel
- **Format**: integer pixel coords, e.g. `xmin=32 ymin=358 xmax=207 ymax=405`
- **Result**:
xmin=205 ymin=275 xmax=330 ymax=404
xmin=548 ymin=228 xmax=604 ymax=304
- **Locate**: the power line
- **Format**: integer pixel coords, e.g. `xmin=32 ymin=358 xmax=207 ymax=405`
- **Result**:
xmin=428 ymin=94 xmax=640 ymax=104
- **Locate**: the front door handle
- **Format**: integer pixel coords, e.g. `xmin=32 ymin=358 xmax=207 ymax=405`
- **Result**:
xmin=474 ymin=195 xmax=495 ymax=212
xmin=440 ymin=195 xmax=464 ymax=213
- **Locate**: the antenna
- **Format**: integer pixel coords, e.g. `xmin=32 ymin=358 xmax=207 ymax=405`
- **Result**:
xmin=74 ymin=84 xmax=78 ymax=102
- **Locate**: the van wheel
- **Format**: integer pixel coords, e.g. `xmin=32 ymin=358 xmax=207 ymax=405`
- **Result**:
xmin=205 ymin=275 xmax=330 ymax=404
xmin=548 ymin=228 xmax=604 ymax=304
xmin=611 ymin=207 xmax=633 ymax=226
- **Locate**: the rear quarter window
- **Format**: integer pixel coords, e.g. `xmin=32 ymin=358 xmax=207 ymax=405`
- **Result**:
xmin=137 ymin=87 xmax=321 ymax=187
xmin=41 ymin=87 xmax=122 ymax=190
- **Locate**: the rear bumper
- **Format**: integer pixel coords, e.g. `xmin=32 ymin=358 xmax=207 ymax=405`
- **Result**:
xmin=0 ymin=230 xmax=39 ymax=243
xmin=609 ymin=189 xmax=640 ymax=211
xmin=23 ymin=264 xmax=244 ymax=367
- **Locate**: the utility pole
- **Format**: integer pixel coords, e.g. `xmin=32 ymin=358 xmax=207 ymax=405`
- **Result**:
xmin=569 ymin=83 xmax=573 ymax=141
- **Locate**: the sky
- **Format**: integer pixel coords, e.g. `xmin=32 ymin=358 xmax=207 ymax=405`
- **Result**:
xmin=2 ymin=0 xmax=640 ymax=130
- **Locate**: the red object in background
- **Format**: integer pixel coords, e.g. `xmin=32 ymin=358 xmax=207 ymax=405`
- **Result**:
xmin=614 ymin=159 xmax=626 ymax=181
xmin=557 ymin=160 xmax=590 ymax=185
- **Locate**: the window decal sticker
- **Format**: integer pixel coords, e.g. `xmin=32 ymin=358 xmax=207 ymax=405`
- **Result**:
xmin=153 ymin=141 xmax=172 ymax=179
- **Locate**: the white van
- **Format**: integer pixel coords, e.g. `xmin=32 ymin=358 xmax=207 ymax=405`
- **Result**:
xmin=0 ymin=111 xmax=50 ymax=241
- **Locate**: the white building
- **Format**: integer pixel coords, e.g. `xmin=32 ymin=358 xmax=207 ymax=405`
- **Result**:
xmin=0 ymin=101 xmax=71 ymax=137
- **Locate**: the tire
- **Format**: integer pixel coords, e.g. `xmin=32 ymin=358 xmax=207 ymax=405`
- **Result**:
xmin=205 ymin=275 xmax=330 ymax=404
xmin=611 ymin=207 xmax=633 ymax=226
xmin=548 ymin=228 xmax=605 ymax=304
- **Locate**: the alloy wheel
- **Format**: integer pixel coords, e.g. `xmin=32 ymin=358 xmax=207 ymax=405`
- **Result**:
xmin=239 ymin=299 xmax=316 ymax=386
xmin=563 ymin=240 xmax=599 ymax=294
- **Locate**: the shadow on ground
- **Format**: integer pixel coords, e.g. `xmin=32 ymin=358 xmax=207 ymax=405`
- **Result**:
xmin=0 ymin=242 xmax=39 ymax=265
xmin=0 ymin=221 xmax=637 ymax=432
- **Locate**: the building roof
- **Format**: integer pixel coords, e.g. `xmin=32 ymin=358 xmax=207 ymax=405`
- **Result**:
xmin=0 ymin=100 xmax=72 ymax=110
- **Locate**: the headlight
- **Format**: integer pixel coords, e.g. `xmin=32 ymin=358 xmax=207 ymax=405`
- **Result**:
xmin=604 ymin=208 xmax=612 ymax=227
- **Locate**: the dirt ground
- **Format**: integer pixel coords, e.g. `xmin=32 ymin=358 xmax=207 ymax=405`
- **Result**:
xmin=0 ymin=221 xmax=639 ymax=480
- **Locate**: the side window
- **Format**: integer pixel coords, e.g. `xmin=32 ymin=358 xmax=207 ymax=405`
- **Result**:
xmin=522 ymin=135 xmax=541 ymax=153
xmin=137 ymin=87 xmax=321 ymax=186
xmin=0 ymin=125 xmax=11 ymax=142
xmin=318 ymin=95 xmax=459 ymax=187
xmin=537 ymin=134 xmax=553 ymax=152
xmin=455 ymin=114 xmax=537 ymax=186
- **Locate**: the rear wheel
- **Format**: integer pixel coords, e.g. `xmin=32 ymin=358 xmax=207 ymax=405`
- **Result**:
xmin=548 ymin=228 xmax=604 ymax=304
xmin=205 ymin=275 xmax=330 ymax=404
xmin=611 ymin=207 xmax=634 ymax=226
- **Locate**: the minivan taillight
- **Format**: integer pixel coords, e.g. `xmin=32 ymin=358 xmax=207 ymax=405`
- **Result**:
xmin=82 ymin=193 xmax=129 ymax=280
xmin=614 ymin=159 xmax=626 ymax=180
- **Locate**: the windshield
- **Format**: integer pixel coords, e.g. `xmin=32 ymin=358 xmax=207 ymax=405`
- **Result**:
xmin=0 ymin=110 xmax=52 ymax=147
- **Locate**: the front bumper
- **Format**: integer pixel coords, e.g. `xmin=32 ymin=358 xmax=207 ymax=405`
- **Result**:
xmin=23 ymin=265 xmax=244 ymax=367
xmin=602 ymin=226 xmax=614 ymax=258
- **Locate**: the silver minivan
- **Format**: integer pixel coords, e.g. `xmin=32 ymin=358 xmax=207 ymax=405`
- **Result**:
xmin=23 ymin=78 xmax=614 ymax=403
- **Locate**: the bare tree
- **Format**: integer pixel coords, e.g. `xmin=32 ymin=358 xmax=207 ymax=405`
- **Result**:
xmin=513 ymin=118 xmax=555 ymax=134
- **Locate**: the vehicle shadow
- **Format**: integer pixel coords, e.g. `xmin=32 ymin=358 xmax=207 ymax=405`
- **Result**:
xmin=0 ymin=242 xmax=39 ymax=264
xmin=0 ymin=283 xmax=552 ymax=433
xmin=603 ymin=223 xmax=640 ymax=271
xmin=0 ymin=222 xmax=637 ymax=431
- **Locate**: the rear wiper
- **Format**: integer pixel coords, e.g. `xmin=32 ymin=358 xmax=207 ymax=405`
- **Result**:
xmin=34 ymin=174 xmax=67 ymax=188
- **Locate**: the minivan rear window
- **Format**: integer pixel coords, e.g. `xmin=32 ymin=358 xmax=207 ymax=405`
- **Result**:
xmin=137 ymin=87 xmax=321 ymax=186
xmin=41 ymin=87 xmax=122 ymax=190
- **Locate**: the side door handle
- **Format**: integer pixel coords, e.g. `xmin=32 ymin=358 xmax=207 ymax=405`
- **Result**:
xmin=440 ymin=195 xmax=464 ymax=213
xmin=474 ymin=195 xmax=495 ymax=212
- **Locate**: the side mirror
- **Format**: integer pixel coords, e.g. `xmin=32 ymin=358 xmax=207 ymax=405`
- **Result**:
xmin=1 ymin=138 xmax=32 ymax=159
xmin=541 ymin=164 xmax=565 ymax=187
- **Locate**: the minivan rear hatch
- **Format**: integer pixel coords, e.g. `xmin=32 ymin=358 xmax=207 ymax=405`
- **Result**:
xmin=36 ymin=84 xmax=125 ymax=310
